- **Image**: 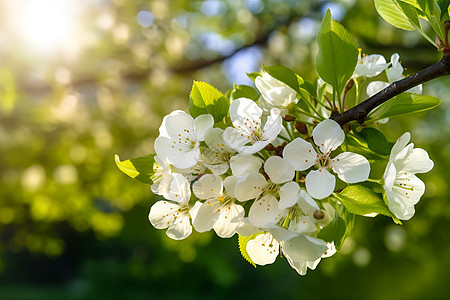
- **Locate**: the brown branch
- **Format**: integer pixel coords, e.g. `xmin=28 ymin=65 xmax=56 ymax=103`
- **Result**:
xmin=331 ymin=53 xmax=450 ymax=125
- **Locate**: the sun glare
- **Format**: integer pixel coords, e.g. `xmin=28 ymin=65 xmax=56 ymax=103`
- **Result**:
xmin=9 ymin=0 xmax=80 ymax=55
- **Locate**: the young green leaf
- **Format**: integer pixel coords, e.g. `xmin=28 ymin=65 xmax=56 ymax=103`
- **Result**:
xmin=371 ymin=92 xmax=441 ymax=120
xmin=189 ymin=81 xmax=229 ymax=123
xmin=335 ymin=185 xmax=394 ymax=218
xmin=114 ymin=154 xmax=155 ymax=184
xmin=357 ymin=127 xmax=394 ymax=156
xmin=247 ymin=72 xmax=261 ymax=82
xmin=416 ymin=0 xmax=446 ymax=41
xmin=262 ymin=65 xmax=301 ymax=93
xmin=230 ymin=84 xmax=260 ymax=101
xmin=238 ymin=233 xmax=261 ymax=268
xmin=316 ymin=9 xmax=358 ymax=96
xmin=317 ymin=202 xmax=355 ymax=250
xmin=375 ymin=0 xmax=420 ymax=30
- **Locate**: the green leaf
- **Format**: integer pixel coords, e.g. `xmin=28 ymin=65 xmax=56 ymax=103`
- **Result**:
xmin=357 ymin=127 xmax=394 ymax=156
xmin=316 ymin=9 xmax=358 ymax=95
xmin=416 ymin=0 xmax=446 ymax=41
xmin=437 ymin=0 xmax=450 ymax=16
xmin=189 ymin=81 xmax=229 ymax=123
xmin=114 ymin=154 xmax=155 ymax=184
xmin=317 ymin=202 xmax=355 ymax=250
xmin=335 ymin=185 xmax=395 ymax=218
xmin=230 ymin=84 xmax=260 ymax=101
xmin=262 ymin=65 xmax=300 ymax=93
xmin=247 ymin=72 xmax=261 ymax=82
xmin=238 ymin=233 xmax=261 ymax=268
xmin=375 ymin=0 xmax=421 ymax=30
xmin=371 ymin=92 xmax=441 ymax=120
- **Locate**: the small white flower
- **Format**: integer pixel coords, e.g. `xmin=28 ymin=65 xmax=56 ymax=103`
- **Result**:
xmin=192 ymin=174 xmax=244 ymax=238
xmin=234 ymin=156 xmax=300 ymax=227
xmin=384 ymin=132 xmax=434 ymax=220
xmin=223 ymin=98 xmax=282 ymax=154
xmin=202 ymin=128 xmax=235 ymax=175
xmin=255 ymin=71 xmax=298 ymax=107
xmin=282 ymin=241 xmax=336 ymax=276
xmin=353 ymin=50 xmax=390 ymax=78
xmin=367 ymin=53 xmax=423 ymax=97
xmin=148 ymin=174 xmax=201 ymax=240
xmin=283 ymin=119 xmax=370 ymax=199
xmin=150 ymin=156 xmax=174 ymax=197
xmin=154 ymin=110 xmax=214 ymax=169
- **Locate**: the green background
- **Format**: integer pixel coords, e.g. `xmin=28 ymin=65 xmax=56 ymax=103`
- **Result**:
xmin=0 ymin=0 xmax=449 ymax=299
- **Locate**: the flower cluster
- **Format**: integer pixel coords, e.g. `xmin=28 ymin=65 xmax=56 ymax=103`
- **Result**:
xmin=117 ymin=47 xmax=437 ymax=275
xmin=115 ymin=51 xmax=437 ymax=276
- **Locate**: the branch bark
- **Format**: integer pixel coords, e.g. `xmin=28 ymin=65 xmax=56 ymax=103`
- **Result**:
xmin=330 ymin=52 xmax=450 ymax=126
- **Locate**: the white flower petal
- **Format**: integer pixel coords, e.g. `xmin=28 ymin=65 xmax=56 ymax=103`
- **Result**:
xmin=235 ymin=218 xmax=262 ymax=236
xmin=397 ymin=148 xmax=434 ymax=174
xmin=392 ymin=173 xmax=425 ymax=206
xmin=193 ymin=199 xmax=221 ymax=233
xmin=354 ymin=53 xmax=389 ymax=78
xmin=166 ymin=213 xmax=192 ymax=240
xmin=407 ymin=84 xmax=423 ymax=95
xmin=230 ymin=154 xmax=263 ymax=177
xmin=192 ymin=174 xmax=223 ymax=200
xmin=264 ymin=156 xmax=295 ymax=184
xmin=213 ymin=202 xmax=245 ymax=238
xmin=366 ymin=81 xmax=389 ymax=97
xmin=387 ymin=53 xmax=403 ymax=82
xmin=223 ymin=176 xmax=238 ymax=198
xmin=282 ymin=235 xmax=328 ymax=261
xmin=383 ymin=162 xmax=397 ymax=191
xmin=390 ymin=132 xmax=411 ymax=159
xmin=165 ymin=174 xmax=191 ymax=203
xmin=230 ymin=98 xmax=262 ymax=129
xmin=204 ymin=127 xmax=234 ymax=154
xmin=249 ymin=194 xmax=283 ymax=227
xmin=261 ymin=109 xmax=283 ymax=142
xmin=312 ymin=119 xmax=345 ymax=154
xmin=285 ymin=257 xmax=309 ymax=276
xmin=246 ymin=233 xmax=279 ymax=266
xmin=194 ymin=114 xmax=214 ymax=141
xmin=330 ymin=152 xmax=370 ymax=183
xmin=235 ymin=172 xmax=267 ymax=201
xmin=278 ymin=181 xmax=300 ymax=210
xmin=305 ymin=169 xmax=336 ymax=199
xmin=223 ymin=127 xmax=250 ymax=150
xmin=148 ymin=200 xmax=179 ymax=229
xmin=163 ymin=110 xmax=195 ymax=139
xmin=239 ymin=140 xmax=271 ymax=154
xmin=282 ymin=138 xmax=317 ymax=171
xmin=266 ymin=226 xmax=298 ymax=241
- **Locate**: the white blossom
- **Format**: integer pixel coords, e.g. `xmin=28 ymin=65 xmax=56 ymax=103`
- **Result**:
xmin=148 ymin=174 xmax=201 ymax=240
xmin=202 ymin=128 xmax=235 ymax=175
xmin=223 ymin=98 xmax=282 ymax=154
xmin=150 ymin=155 xmax=174 ymax=197
xmin=234 ymin=156 xmax=300 ymax=227
xmin=384 ymin=132 xmax=434 ymax=220
xmin=283 ymin=119 xmax=370 ymax=199
xmin=367 ymin=53 xmax=423 ymax=97
xmin=255 ymin=71 xmax=298 ymax=107
xmin=353 ymin=50 xmax=389 ymax=78
xmin=154 ymin=110 xmax=214 ymax=169
xmin=192 ymin=174 xmax=244 ymax=238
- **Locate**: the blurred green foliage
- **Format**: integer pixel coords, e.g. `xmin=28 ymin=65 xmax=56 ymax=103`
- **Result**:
xmin=0 ymin=0 xmax=450 ymax=299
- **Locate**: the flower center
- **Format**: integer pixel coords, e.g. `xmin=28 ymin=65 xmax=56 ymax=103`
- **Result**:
xmin=316 ymin=154 xmax=330 ymax=168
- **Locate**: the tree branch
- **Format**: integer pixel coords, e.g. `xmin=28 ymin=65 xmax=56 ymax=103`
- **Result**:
xmin=331 ymin=53 xmax=450 ymax=125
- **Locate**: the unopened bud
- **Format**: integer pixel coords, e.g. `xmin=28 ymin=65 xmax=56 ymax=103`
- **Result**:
xmin=313 ymin=209 xmax=325 ymax=220
xmin=295 ymin=121 xmax=308 ymax=135
xmin=264 ymin=143 xmax=276 ymax=151
xmin=344 ymin=79 xmax=354 ymax=93
xmin=436 ymin=35 xmax=445 ymax=52
xmin=283 ymin=114 xmax=296 ymax=122
xmin=275 ymin=145 xmax=284 ymax=157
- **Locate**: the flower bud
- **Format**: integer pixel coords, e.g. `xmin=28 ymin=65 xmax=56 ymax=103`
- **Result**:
xmin=344 ymin=79 xmax=354 ymax=93
xmin=313 ymin=210 xmax=325 ymax=220
xmin=282 ymin=114 xmax=296 ymax=122
xmin=264 ymin=143 xmax=276 ymax=151
xmin=295 ymin=121 xmax=308 ymax=135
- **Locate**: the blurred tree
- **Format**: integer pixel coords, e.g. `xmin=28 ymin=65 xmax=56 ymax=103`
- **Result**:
xmin=0 ymin=0 xmax=449 ymax=299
